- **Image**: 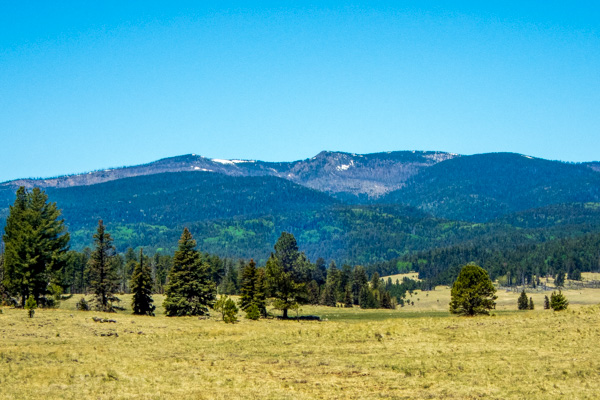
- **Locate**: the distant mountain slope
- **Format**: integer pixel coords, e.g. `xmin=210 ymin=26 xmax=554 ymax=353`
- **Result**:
xmin=380 ymin=153 xmax=600 ymax=222
xmin=43 ymin=171 xmax=340 ymax=228
xmin=1 ymin=150 xmax=456 ymax=199
xmin=497 ymin=202 xmax=600 ymax=229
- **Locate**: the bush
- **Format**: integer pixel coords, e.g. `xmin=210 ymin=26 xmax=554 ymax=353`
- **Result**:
xmin=76 ymin=297 xmax=90 ymax=311
xmin=25 ymin=295 xmax=37 ymax=318
xmin=245 ymin=303 xmax=260 ymax=320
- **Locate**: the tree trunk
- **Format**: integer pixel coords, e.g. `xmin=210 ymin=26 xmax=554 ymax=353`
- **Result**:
xmin=283 ymin=308 xmax=288 ymax=319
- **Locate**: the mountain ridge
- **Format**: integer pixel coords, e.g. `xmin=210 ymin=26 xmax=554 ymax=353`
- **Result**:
xmin=2 ymin=150 xmax=456 ymax=198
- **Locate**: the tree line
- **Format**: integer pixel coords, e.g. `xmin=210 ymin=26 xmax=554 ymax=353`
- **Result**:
xmin=1 ymin=187 xmax=406 ymax=317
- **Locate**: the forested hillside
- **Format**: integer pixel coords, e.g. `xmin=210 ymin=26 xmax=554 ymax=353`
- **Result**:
xmin=380 ymin=153 xmax=600 ymax=222
xmin=2 ymin=151 xmax=600 ymax=280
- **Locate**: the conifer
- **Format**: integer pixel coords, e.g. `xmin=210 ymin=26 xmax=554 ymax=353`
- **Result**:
xmin=239 ymin=259 xmax=258 ymax=311
xmin=130 ymin=249 xmax=155 ymax=316
xmin=163 ymin=228 xmax=216 ymax=316
xmin=343 ymin=285 xmax=353 ymax=308
xmin=544 ymin=295 xmax=550 ymax=309
xmin=3 ymin=187 xmax=69 ymax=306
xmin=88 ymin=220 xmax=120 ymax=312
xmin=529 ymin=297 xmax=534 ymax=310
xmin=550 ymin=290 xmax=568 ymax=311
xmin=449 ymin=263 xmax=497 ymax=316
xmin=518 ymin=290 xmax=529 ymax=310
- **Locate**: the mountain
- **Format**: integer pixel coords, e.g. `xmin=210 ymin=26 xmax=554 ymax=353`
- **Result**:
xmin=1 ymin=150 xmax=456 ymax=199
xmin=2 ymin=150 xmax=600 ymax=267
xmin=380 ymin=153 xmax=600 ymax=222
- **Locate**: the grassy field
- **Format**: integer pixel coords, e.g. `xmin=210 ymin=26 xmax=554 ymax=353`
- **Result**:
xmin=1 ymin=287 xmax=599 ymax=399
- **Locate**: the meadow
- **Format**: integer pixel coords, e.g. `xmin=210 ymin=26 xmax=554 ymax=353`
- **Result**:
xmin=1 ymin=286 xmax=599 ymax=399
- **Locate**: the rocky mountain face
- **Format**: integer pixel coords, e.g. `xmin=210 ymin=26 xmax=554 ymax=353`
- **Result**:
xmin=2 ymin=150 xmax=457 ymax=199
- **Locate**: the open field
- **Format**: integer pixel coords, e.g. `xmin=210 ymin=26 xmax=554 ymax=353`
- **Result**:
xmin=1 ymin=288 xmax=599 ymax=399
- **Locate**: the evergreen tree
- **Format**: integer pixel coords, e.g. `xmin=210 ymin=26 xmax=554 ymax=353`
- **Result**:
xmin=529 ymin=297 xmax=534 ymax=310
xmin=214 ymin=295 xmax=238 ymax=323
xmin=24 ymin=294 xmax=36 ymax=318
xmin=163 ymin=228 xmax=216 ymax=316
xmin=554 ymin=270 xmax=565 ymax=288
xmin=518 ymin=290 xmax=529 ymax=310
xmin=351 ymin=265 xmax=368 ymax=305
xmin=265 ymin=232 xmax=308 ymax=318
xmin=343 ymin=285 xmax=353 ymax=308
xmin=312 ymin=257 xmax=327 ymax=286
xmin=239 ymin=259 xmax=258 ymax=311
xmin=544 ymin=295 xmax=550 ymax=309
xmin=370 ymin=272 xmax=381 ymax=292
xmin=380 ymin=290 xmax=395 ymax=309
xmin=359 ymin=286 xmax=377 ymax=309
xmin=122 ymin=247 xmax=137 ymax=293
xmin=88 ymin=220 xmax=120 ymax=312
xmin=320 ymin=283 xmax=337 ymax=307
xmin=3 ymin=187 xmax=70 ymax=306
xmin=550 ymin=290 xmax=568 ymax=311
xmin=254 ymin=268 xmax=268 ymax=317
xmin=306 ymin=280 xmax=320 ymax=305
xmin=265 ymin=252 xmax=303 ymax=318
xmin=130 ymin=248 xmax=155 ymax=316
xmin=219 ymin=260 xmax=240 ymax=295
xmin=245 ymin=303 xmax=260 ymax=320
xmin=449 ymin=263 xmax=497 ymax=316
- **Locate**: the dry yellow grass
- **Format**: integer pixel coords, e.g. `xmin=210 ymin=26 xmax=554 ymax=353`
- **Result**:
xmin=0 ymin=290 xmax=599 ymax=399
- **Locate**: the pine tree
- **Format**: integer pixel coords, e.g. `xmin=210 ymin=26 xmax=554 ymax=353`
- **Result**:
xmin=449 ymin=263 xmax=497 ymax=316
xmin=544 ymin=295 xmax=550 ymax=309
xmin=359 ymin=286 xmax=377 ymax=309
xmin=130 ymin=249 xmax=155 ymax=316
xmin=320 ymin=283 xmax=337 ymax=307
xmin=518 ymin=290 xmax=529 ymax=310
xmin=343 ymin=285 xmax=353 ymax=308
xmin=215 ymin=295 xmax=239 ymax=323
xmin=380 ymin=290 xmax=394 ymax=309
xmin=88 ymin=220 xmax=120 ymax=312
xmin=265 ymin=232 xmax=308 ymax=318
xmin=254 ymin=268 xmax=268 ymax=317
xmin=306 ymin=280 xmax=320 ymax=305
xmin=554 ymin=270 xmax=565 ymax=288
xmin=163 ymin=228 xmax=216 ymax=316
xmin=24 ymin=294 xmax=37 ymax=318
xmin=550 ymin=290 xmax=568 ymax=311
xmin=529 ymin=297 xmax=534 ymax=310
xmin=239 ymin=259 xmax=258 ymax=311
xmin=351 ymin=266 xmax=368 ymax=305
xmin=3 ymin=187 xmax=70 ymax=306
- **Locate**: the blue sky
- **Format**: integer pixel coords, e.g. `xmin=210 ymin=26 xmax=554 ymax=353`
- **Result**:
xmin=1 ymin=1 xmax=599 ymax=182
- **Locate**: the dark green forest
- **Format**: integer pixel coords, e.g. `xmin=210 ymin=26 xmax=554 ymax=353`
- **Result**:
xmin=2 ymin=152 xmax=600 ymax=297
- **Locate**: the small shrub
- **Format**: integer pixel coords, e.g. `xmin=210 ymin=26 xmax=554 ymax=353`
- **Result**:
xmin=550 ymin=291 xmax=568 ymax=311
xmin=76 ymin=297 xmax=90 ymax=311
xmin=544 ymin=295 xmax=550 ymax=310
xmin=223 ymin=298 xmax=238 ymax=323
xmin=25 ymin=295 xmax=37 ymax=318
xmin=246 ymin=303 xmax=260 ymax=320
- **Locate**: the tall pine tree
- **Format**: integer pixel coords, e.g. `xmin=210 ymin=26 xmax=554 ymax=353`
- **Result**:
xmin=88 ymin=220 xmax=120 ymax=312
xmin=239 ymin=259 xmax=258 ymax=311
xmin=3 ymin=187 xmax=70 ymax=306
xmin=163 ymin=228 xmax=216 ymax=316
xmin=130 ymin=248 xmax=155 ymax=316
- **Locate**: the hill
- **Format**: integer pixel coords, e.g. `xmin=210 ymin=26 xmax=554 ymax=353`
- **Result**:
xmin=380 ymin=153 xmax=600 ymax=222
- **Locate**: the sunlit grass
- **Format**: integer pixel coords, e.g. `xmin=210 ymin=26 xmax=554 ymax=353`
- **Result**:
xmin=1 ymin=288 xmax=599 ymax=399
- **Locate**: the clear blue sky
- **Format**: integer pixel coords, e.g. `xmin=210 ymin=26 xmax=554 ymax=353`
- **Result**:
xmin=1 ymin=1 xmax=599 ymax=182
